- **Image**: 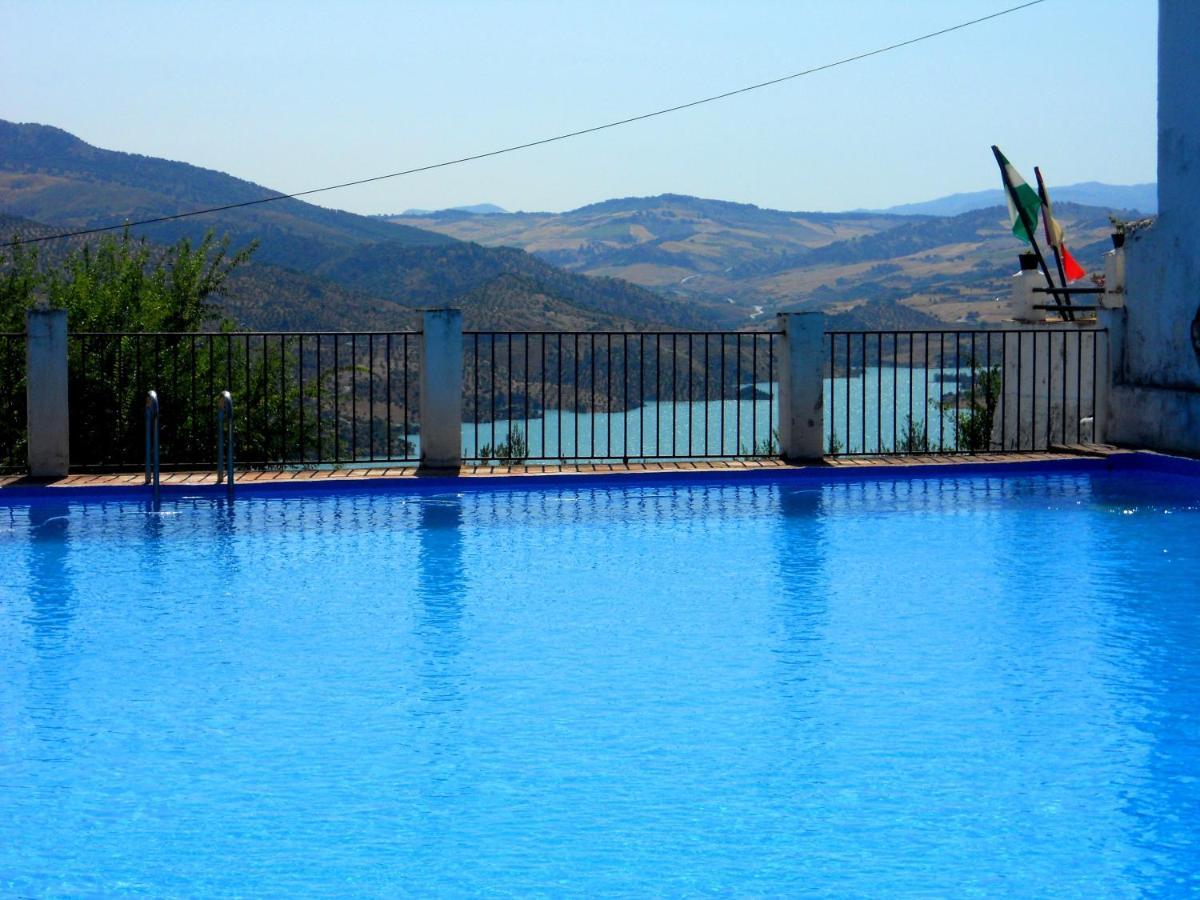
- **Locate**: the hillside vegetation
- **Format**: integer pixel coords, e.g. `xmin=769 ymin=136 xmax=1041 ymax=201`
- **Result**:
xmin=0 ymin=121 xmax=723 ymax=332
xmin=394 ymin=193 xmax=1135 ymax=324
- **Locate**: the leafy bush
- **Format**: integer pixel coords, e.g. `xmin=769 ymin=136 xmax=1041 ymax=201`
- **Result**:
xmin=898 ymin=415 xmax=930 ymax=453
xmin=478 ymin=427 xmax=528 ymax=465
xmin=0 ymin=230 xmax=314 ymax=469
xmin=953 ymin=363 xmax=1002 ymax=453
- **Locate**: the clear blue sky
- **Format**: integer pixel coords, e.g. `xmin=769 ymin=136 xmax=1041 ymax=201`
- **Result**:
xmin=1 ymin=0 xmax=1157 ymax=215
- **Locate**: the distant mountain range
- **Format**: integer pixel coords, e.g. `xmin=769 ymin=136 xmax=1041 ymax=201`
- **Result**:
xmin=391 ymin=203 xmax=508 ymax=217
xmin=873 ymin=182 xmax=1156 ymax=217
xmin=0 ymin=120 xmax=1149 ymax=330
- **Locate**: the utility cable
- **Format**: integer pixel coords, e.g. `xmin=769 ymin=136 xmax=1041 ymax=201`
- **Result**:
xmin=9 ymin=0 xmax=1049 ymax=245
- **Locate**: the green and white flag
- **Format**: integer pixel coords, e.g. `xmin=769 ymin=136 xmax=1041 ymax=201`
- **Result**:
xmin=992 ymin=146 xmax=1040 ymax=243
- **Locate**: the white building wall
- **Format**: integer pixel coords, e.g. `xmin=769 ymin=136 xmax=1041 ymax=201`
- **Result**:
xmin=991 ymin=325 xmax=1108 ymax=450
xmin=1107 ymin=0 xmax=1200 ymax=453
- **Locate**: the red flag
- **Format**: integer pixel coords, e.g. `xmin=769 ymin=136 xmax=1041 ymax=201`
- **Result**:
xmin=1060 ymin=245 xmax=1086 ymax=282
xmin=1039 ymin=179 xmax=1088 ymax=282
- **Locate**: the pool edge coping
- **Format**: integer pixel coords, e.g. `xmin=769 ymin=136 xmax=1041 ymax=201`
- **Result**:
xmin=0 ymin=450 xmax=1197 ymax=501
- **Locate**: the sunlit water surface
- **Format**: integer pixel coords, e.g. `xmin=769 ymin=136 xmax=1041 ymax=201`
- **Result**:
xmin=1 ymin=469 xmax=1198 ymax=895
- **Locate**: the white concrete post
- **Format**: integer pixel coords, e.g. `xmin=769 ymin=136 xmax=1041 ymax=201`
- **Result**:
xmin=419 ymin=308 xmax=463 ymax=469
xmin=1101 ymin=245 xmax=1125 ymax=308
xmin=1009 ymin=267 xmax=1044 ymax=322
xmin=775 ymin=312 xmax=824 ymax=461
xmin=25 ymin=308 xmax=70 ymax=477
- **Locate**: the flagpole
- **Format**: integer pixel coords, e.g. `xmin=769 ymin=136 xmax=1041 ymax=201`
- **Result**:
xmin=990 ymin=145 xmax=1069 ymax=321
xmin=1034 ymin=166 xmax=1075 ymax=322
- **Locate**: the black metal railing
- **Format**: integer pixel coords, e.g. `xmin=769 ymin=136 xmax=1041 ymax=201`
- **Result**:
xmin=0 ymin=325 xmax=1114 ymax=473
xmin=68 ymin=332 xmax=419 ymax=469
xmin=463 ymin=331 xmax=778 ymax=463
xmin=825 ymin=328 xmax=1106 ymax=455
xmin=0 ymin=333 xmax=25 ymax=471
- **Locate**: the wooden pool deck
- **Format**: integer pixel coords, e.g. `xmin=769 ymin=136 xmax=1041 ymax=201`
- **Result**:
xmin=0 ymin=444 xmax=1133 ymax=490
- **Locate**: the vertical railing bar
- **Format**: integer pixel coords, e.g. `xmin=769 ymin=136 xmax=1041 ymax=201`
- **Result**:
xmin=672 ymin=334 xmax=679 ymax=457
xmin=656 ymin=334 xmax=662 ymax=457
xmin=750 ymin=335 xmax=757 ymax=459
xmin=606 ymin=333 xmax=612 ymax=459
xmin=845 ymin=333 xmax=851 ymax=454
xmin=1031 ymin=332 xmax=1038 ymax=450
xmin=878 ymin=333 xmax=888 ymax=453
xmin=316 ymin=336 xmax=324 ymax=463
xmin=1061 ymin=331 xmax=1068 ymax=447
xmin=999 ymin=332 xmax=1006 ymax=452
xmin=1091 ymin=331 xmax=1098 ymax=443
xmin=703 ymin=334 xmax=710 ymax=457
xmin=938 ymin=332 xmax=945 ymax=452
xmin=622 ymin=334 xmax=629 ymax=460
xmin=541 ymin=333 xmax=547 ymax=461
xmin=578 ymin=336 xmax=583 ymax=460
xmin=189 ymin=336 xmax=197 ymax=463
xmin=1016 ymin=333 xmax=1024 ymax=451
xmin=472 ymin=332 xmax=479 ymax=460
xmin=923 ymin=334 xmax=930 ymax=450
xmin=405 ymin=333 xmax=413 ymax=460
xmin=259 ymin=334 xmax=267 ymax=462
xmin=687 ymin=334 xmax=693 ymax=457
xmin=907 ymin=333 xmax=914 ymax=452
xmin=950 ymin=333 xmax=958 ymax=453
xmin=735 ymin=333 xmax=742 ymax=455
xmin=860 ymin=332 xmax=866 ymax=455
xmin=524 ymin=333 xmax=530 ymax=453
xmin=1080 ymin=328 xmax=1089 ymax=446
xmin=719 ymin=334 xmax=726 ymax=456
xmin=368 ymin=333 xmax=375 ymax=461
xmin=556 ymin=333 xmax=563 ymax=459
xmin=638 ymin=334 xmax=645 ymax=458
xmin=767 ymin=334 xmax=775 ymax=456
xmin=891 ymin=333 xmax=898 ymax=453
xmin=279 ymin=334 xmax=287 ymax=462
xmin=333 ymin=335 xmax=341 ymax=464
xmin=491 ymin=335 xmax=498 ymax=457
xmin=590 ymin=334 xmax=596 ymax=459
xmin=969 ymin=333 xmax=977 ymax=454
xmin=1046 ymin=329 xmax=1053 ymax=450
xmin=349 ymin=334 xmax=357 ymax=461
xmin=385 ymin=333 xmax=393 ymax=460
xmin=298 ymin=335 xmax=306 ymax=463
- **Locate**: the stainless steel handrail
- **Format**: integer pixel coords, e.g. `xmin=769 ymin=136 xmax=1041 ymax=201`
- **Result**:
xmin=144 ymin=390 xmax=160 ymax=497
xmin=216 ymin=391 xmax=234 ymax=491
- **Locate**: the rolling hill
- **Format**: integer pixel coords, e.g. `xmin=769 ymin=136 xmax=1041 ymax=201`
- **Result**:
xmin=1 ymin=120 xmax=1145 ymax=330
xmin=390 ymin=193 xmax=1136 ymax=324
xmin=0 ymin=121 xmax=727 ymax=331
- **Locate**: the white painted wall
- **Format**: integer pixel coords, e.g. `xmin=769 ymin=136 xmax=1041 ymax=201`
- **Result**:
xmin=775 ymin=312 xmax=824 ymax=461
xmin=25 ymin=309 xmax=70 ymax=477
xmin=991 ymin=325 xmax=1109 ymax=450
xmin=419 ymin=309 xmax=464 ymax=468
xmin=1108 ymin=0 xmax=1200 ymax=453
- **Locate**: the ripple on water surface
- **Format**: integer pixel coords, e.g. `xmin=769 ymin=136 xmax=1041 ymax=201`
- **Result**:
xmin=0 ymin=470 xmax=1198 ymax=895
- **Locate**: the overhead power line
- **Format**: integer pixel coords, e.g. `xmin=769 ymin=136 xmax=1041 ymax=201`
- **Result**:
xmin=11 ymin=0 xmax=1048 ymax=246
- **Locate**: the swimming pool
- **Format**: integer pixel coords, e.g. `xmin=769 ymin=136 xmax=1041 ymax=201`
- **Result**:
xmin=1 ymin=457 xmax=1198 ymax=894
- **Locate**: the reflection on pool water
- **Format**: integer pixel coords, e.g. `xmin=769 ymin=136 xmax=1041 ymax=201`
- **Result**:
xmin=1 ymin=467 xmax=1198 ymax=894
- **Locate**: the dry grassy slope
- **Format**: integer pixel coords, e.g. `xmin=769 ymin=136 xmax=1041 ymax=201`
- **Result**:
xmin=389 ymin=194 xmax=911 ymax=287
xmin=0 ymin=123 xmax=731 ymax=332
xmin=392 ymin=196 xmax=1128 ymax=324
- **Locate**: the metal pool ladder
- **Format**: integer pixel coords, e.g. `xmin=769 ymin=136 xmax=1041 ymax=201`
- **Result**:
xmin=216 ymin=390 xmax=235 ymax=492
xmin=144 ymin=390 xmax=160 ymax=499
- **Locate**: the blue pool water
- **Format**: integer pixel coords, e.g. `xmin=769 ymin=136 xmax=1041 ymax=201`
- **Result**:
xmin=1 ymin=461 xmax=1198 ymax=895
